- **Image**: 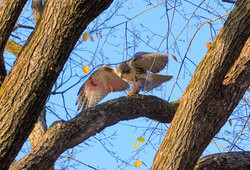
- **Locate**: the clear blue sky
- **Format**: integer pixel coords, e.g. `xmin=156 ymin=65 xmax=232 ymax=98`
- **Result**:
xmin=3 ymin=0 xmax=248 ymax=169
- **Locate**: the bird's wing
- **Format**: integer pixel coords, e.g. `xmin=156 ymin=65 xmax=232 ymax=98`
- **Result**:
xmin=130 ymin=52 xmax=168 ymax=73
xmin=76 ymin=65 xmax=129 ymax=111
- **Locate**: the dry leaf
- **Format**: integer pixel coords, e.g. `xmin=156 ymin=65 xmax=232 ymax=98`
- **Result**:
xmin=229 ymin=119 xmax=232 ymax=126
xmin=134 ymin=141 xmax=138 ymax=150
xmin=247 ymin=88 xmax=250 ymax=92
xmin=83 ymin=33 xmax=89 ymax=41
xmin=206 ymin=41 xmax=212 ymax=48
xmin=172 ymin=54 xmax=178 ymax=62
xmin=83 ymin=66 xmax=89 ymax=75
xmin=134 ymin=160 xmax=141 ymax=168
xmin=90 ymin=36 xmax=94 ymax=42
xmin=138 ymin=137 xmax=145 ymax=143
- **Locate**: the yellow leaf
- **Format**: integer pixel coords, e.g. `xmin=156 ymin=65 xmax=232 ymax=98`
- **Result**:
xmin=83 ymin=66 xmax=89 ymax=75
xmin=83 ymin=33 xmax=89 ymax=41
xmin=134 ymin=160 xmax=141 ymax=168
xmin=138 ymin=137 xmax=145 ymax=143
xmin=206 ymin=41 xmax=212 ymax=48
xmin=134 ymin=141 xmax=137 ymax=150
xmin=90 ymin=36 xmax=94 ymax=42
xmin=99 ymin=32 xmax=102 ymax=39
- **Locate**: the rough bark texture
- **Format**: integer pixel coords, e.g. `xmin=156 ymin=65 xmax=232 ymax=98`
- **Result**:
xmin=28 ymin=108 xmax=47 ymax=150
xmin=0 ymin=0 xmax=114 ymax=169
xmin=4 ymin=40 xmax=22 ymax=57
xmin=32 ymin=0 xmax=43 ymax=25
xmin=4 ymin=34 xmax=48 ymax=153
xmin=10 ymin=95 xmax=178 ymax=169
xmin=151 ymin=0 xmax=250 ymax=169
xmin=1 ymin=0 xmax=249 ymax=169
xmin=0 ymin=0 xmax=28 ymax=85
xmin=195 ymin=151 xmax=250 ymax=170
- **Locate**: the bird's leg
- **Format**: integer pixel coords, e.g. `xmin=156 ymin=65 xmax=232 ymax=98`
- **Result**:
xmin=126 ymin=89 xmax=139 ymax=96
xmin=126 ymin=80 xmax=139 ymax=96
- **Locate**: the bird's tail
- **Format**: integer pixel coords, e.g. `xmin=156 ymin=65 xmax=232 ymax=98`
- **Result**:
xmin=139 ymin=73 xmax=172 ymax=92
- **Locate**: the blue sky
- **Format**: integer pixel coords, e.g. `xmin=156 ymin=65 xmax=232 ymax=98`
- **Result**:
xmin=2 ymin=0 xmax=249 ymax=169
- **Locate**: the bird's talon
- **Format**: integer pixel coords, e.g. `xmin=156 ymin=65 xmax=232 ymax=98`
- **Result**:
xmin=126 ymin=91 xmax=139 ymax=97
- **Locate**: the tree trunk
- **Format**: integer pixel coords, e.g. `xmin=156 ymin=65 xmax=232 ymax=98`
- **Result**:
xmin=151 ymin=0 xmax=250 ymax=169
xmin=0 ymin=0 xmax=114 ymax=169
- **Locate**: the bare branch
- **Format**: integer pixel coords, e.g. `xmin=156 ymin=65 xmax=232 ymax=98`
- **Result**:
xmin=195 ymin=151 xmax=250 ymax=169
xmin=11 ymin=95 xmax=178 ymax=169
xmin=152 ymin=0 xmax=250 ymax=168
xmin=0 ymin=0 xmax=114 ymax=168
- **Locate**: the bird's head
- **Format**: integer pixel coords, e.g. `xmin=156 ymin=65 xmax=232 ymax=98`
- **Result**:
xmin=116 ymin=62 xmax=131 ymax=78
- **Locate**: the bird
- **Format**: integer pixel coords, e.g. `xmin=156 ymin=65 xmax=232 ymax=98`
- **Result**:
xmin=76 ymin=52 xmax=172 ymax=111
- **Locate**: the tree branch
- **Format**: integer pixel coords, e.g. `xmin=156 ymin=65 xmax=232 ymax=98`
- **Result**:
xmin=0 ymin=0 xmax=28 ymax=86
xmin=4 ymin=38 xmax=48 ymax=156
xmin=11 ymin=95 xmax=178 ymax=169
xmin=4 ymin=40 xmax=22 ymax=56
xmin=28 ymin=108 xmax=47 ymax=150
xmin=0 ymin=0 xmax=114 ymax=168
xmin=152 ymin=0 xmax=250 ymax=169
xmin=32 ymin=0 xmax=43 ymax=25
xmin=222 ymin=0 xmax=236 ymax=4
xmin=195 ymin=151 xmax=250 ymax=169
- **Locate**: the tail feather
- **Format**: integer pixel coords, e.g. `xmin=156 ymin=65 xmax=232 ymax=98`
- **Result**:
xmin=139 ymin=73 xmax=172 ymax=91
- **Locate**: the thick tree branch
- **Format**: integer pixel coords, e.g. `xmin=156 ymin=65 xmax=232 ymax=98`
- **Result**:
xmin=152 ymin=0 xmax=250 ymax=169
xmin=28 ymin=108 xmax=47 ymax=150
xmin=4 ymin=29 xmax=50 ymax=167
xmin=4 ymin=40 xmax=22 ymax=56
xmin=32 ymin=0 xmax=43 ymax=25
xmin=0 ymin=0 xmax=114 ymax=168
xmin=4 ymin=36 xmax=47 ymax=154
xmin=0 ymin=0 xmax=28 ymax=85
xmin=11 ymin=95 xmax=178 ymax=169
xmin=4 ymin=38 xmax=48 ymax=153
xmin=195 ymin=151 xmax=250 ymax=169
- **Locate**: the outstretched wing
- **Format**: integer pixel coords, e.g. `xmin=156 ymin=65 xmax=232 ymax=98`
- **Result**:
xmin=130 ymin=52 xmax=168 ymax=73
xmin=76 ymin=65 xmax=129 ymax=111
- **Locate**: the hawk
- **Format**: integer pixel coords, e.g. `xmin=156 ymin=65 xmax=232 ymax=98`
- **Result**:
xmin=76 ymin=52 xmax=172 ymax=111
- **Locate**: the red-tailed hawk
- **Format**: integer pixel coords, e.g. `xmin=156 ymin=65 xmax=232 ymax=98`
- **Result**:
xmin=76 ymin=52 xmax=172 ymax=111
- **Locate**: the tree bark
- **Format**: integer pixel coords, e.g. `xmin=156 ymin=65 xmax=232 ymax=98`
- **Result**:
xmin=151 ymin=0 xmax=250 ymax=169
xmin=32 ymin=0 xmax=43 ymax=25
xmin=4 ymin=40 xmax=22 ymax=57
xmin=0 ymin=0 xmax=28 ymax=85
xmin=0 ymin=0 xmax=114 ymax=169
xmin=195 ymin=151 xmax=250 ymax=170
xmin=10 ymin=95 xmax=178 ymax=169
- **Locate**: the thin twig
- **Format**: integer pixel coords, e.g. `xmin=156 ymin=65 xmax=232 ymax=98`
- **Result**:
xmin=230 ymin=115 xmax=250 ymax=151
xmin=60 ymin=155 xmax=99 ymax=170
xmin=168 ymin=12 xmax=229 ymax=101
xmin=210 ymin=141 xmax=231 ymax=152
